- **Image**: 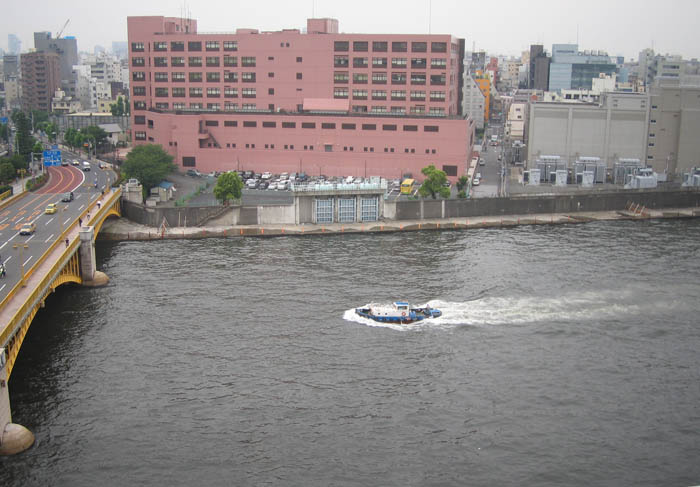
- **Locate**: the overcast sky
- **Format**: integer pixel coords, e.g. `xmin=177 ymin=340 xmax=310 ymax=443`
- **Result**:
xmin=3 ymin=0 xmax=700 ymax=61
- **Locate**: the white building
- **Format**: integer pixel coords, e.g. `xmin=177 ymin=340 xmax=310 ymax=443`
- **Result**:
xmin=462 ymin=74 xmax=486 ymax=129
xmin=506 ymin=102 xmax=527 ymax=142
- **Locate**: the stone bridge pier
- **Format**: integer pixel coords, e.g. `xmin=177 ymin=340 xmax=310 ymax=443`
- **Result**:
xmin=0 ymin=348 xmax=34 ymax=454
xmin=80 ymin=226 xmax=109 ymax=286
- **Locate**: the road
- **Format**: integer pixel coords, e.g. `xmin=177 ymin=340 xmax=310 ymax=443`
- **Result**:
xmin=471 ymin=122 xmax=505 ymax=198
xmin=0 ymin=152 xmax=114 ymax=300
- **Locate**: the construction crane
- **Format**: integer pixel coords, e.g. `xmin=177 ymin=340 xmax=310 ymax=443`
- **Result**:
xmin=56 ymin=19 xmax=70 ymax=39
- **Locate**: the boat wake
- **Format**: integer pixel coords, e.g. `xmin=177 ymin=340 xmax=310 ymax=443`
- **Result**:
xmin=343 ymin=292 xmax=644 ymax=331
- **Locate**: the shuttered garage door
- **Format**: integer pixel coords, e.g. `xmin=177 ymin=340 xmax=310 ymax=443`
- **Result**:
xmin=338 ymin=198 xmax=356 ymax=223
xmin=360 ymin=197 xmax=378 ymax=221
xmin=315 ymin=198 xmax=334 ymax=223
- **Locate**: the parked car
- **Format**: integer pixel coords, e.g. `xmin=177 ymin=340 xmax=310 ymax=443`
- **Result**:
xmin=268 ymin=182 xmax=278 ymax=190
xmin=62 ymin=192 xmax=74 ymax=202
xmin=297 ymin=172 xmax=308 ymax=181
xmin=278 ymin=180 xmax=289 ymax=190
xmin=245 ymin=179 xmax=259 ymax=189
xmin=45 ymin=203 xmax=58 ymax=214
xmin=82 ymin=161 xmax=91 ymax=171
xmin=261 ymin=172 xmax=272 ymax=180
xmin=259 ymin=181 xmax=269 ymax=190
xmin=280 ymin=172 xmax=289 ymax=180
xmin=473 ymin=178 xmax=480 ymax=186
xmin=19 ymin=222 xmax=36 ymax=235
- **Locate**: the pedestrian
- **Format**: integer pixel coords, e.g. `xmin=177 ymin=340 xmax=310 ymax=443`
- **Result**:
xmin=97 ymin=201 xmax=101 ymax=209
xmin=65 ymin=238 xmax=69 ymax=247
xmin=79 ymin=217 xmax=82 ymax=227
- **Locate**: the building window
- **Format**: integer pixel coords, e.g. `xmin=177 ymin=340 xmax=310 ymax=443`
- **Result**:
xmin=430 ymin=74 xmax=446 ymax=85
xmin=131 ymin=42 xmax=144 ymax=52
xmin=353 ymin=57 xmax=368 ymax=68
xmin=155 ymin=87 xmax=168 ymax=97
xmin=154 ymin=57 xmax=168 ymax=67
xmin=431 ymin=58 xmax=447 ymax=68
xmin=324 ymin=144 xmax=333 ymax=152
xmin=207 ymin=88 xmax=221 ymax=97
xmin=243 ymin=121 xmax=257 ymax=127
xmin=134 ymin=101 xmax=146 ymax=110
xmin=188 ymin=41 xmax=202 ymax=51
xmin=223 ymin=56 xmax=238 ymax=67
xmin=391 ymin=58 xmax=407 ymax=68
xmin=383 ymin=124 xmax=397 ymax=131
xmin=411 ymin=90 xmax=426 ymax=100
xmin=296 ymin=56 xmax=303 ymax=62
xmin=334 ymin=88 xmax=349 ymax=99
xmin=372 ymin=90 xmax=387 ymax=100
xmin=154 ymin=41 xmax=167 ymax=51
xmin=424 ymin=125 xmax=439 ymax=132
xmin=403 ymin=125 xmax=418 ymax=132
xmin=430 ymin=91 xmax=445 ymax=101
xmin=282 ymin=122 xmax=295 ymax=128
xmin=353 ymin=41 xmax=369 ymax=52
xmin=171 ymin=57 xmax=185 ymax=67
xmin=189 ymin=72 xmax=202 ymax=82
xmin=205 ymin=41 xmax=220 ymax=51
xmin=353 ymin=89 xmax=368 ymax=100
xmin=322 ymin=123 xmax=336 ymax=129
xmin=134 ymin=115 xmax=146 ymax=125
xmin=371 ymin=106 xmax=387 ymax=113
xmin=132 ymin=71 xmax=145 ymax=81
xmin=334 ymin=41 xmax=349 ymax=52
xmin=302 ymin=122 xmax=316 ymax=129
xmin=189 ymin=87 xmax=203 ymax=97
xmin=190 ymin=103 xmax=203 ymax=109
xmin=171 ymin=41 xmax=184 ymax=51
xmin=372 ymin=57 xmax=387 ymax=68
xmin=155 ymin=102 xmax=169 ymax=109
xmin=189 ymin=56 xmax=202 ymax=67
xmin=205 ymin=120 xmax=219 ymax=127
xmin=268 ymin=88 xmax=274 ymax=95
xmin=411 ymin=42 xmax=427 ymax=52
xmin=431 ymin=42 xmax=447 ymax=53
xmin=224 ymin=102 xmax=238 ymax=110
xmin=132 ymin=57 xmax=145 ymax=66
xmin=334 ymin=55 xmax=349 ymax=68
xmin=342 ymin=123 xmax=356 ymax=130
xmin=224 ymin=71 xmax=238 ymax=82
xmin=392 ymin=41 xmax=407 ymax=52
xmin=206 ymin=56 xmax=220 ymax=67
xmin=172 ymin=87 xmax=186 ymax=97
xmin=411 ymin=58 xmax=427 ymax=69
xmin=172 ymin=72 xmax=185 ymax=82
xmin=391 ymin=73 xmax=407 ymax=84
xmin=391 ymin=90 xmax=406 ymax=101
xmin=372 ymin=72 xmax=387 ymax=84
xmin=207 ymin=72 xmax=220 ymax=82
xmin=135 ymin=131 xmax=146 ymax=140
xmin=362 ymin=124 xmax=376 ymax=130
xmin=224 ymin=121 xmax=237 ymax=127
xmin=296 ymin=72 xmax=303 ymax=80
xmin=133 ymin=86 xmax=146 ymax=96
xmin=335 ymin=72 xmax=349 ymax=83
xmin=372 ymin=41 xmax=388 ymax=52
xmin=242 ymin=72 xmax=256 ymax=82
xmin=223 ymin=41 xmax=238 ymax=51
xmin=262 ymin=121 xmax=276 ymax=128
xmin=242 ymin=88 xmax=256 ymax=98
xmin=241 ymin=56 xmax=256 ymax=67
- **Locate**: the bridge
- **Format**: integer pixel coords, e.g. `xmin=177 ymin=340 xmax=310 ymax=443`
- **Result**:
xmin=0 ymin=165 xmax=121 ymax=455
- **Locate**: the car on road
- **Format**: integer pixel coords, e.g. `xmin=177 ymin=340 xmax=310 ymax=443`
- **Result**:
xmin=61 ymin=159 xmax=69 ymax=167
xmin=72 ymin=160 xmax=80 ymax=166
xmin=45 ymin=203 xmax=58 ymax=214
xmin=62 ymin=192 xmax=74 ymax=202
xmin=98 ymin=161 xmax=107 ymax=169
xmin=19 ymin=222 xmax=36 ymax=235
xmin=473 ymin=178 xmax=480 ymax=186
xmin=82 ymin=161 xmax=91 ymax=171
xmin=498 ymin=155 xmax=502 ymax=161
xmin=479 ymin=159 xmax=485 ymax=166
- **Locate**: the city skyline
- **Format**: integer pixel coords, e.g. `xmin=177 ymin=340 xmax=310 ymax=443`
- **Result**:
xmin=2 ymin=0 xmax=700 ymax=61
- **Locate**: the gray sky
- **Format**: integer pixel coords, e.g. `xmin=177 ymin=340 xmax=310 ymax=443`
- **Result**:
xmin=3 ymin=0 xmax=699 ymax=61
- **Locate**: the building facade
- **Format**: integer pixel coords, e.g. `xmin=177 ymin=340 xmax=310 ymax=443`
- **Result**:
xmin=549 ymin=44 xmax=617 ymax=92
xmin=527 ymin=92 xmax=649 ymax=169
xmin=646 ymin=80 xmax=700 ymax=176
xmin=33 ymin=32 xmax=79 ymax=94
xmin=20 ymin=51 xmax=60 ymax=112
xmin=127 ymin=16 xmax=473 ymax=179
xmin=462 ymin=74 xmax=485 ymax=129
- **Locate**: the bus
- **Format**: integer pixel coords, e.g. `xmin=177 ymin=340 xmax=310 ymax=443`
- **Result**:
xmin=400 ymin=178 xmax=415 ymax=195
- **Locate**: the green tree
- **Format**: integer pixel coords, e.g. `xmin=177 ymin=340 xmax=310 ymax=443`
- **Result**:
xmin=64 ymin=127 xmax=80 ymax=150
xmin=31 ymin=110 xmax=49 ymax=126
xmin=110 ymin=96 xmax=127 ymax=116
xmin=418 ymin=164 xmax=450 ymax=199
xmin=456 ymin=175 xmax=469 ymax=192
xmin=32 ymin=141 xmax=44 ymax=159
xmin=0 ymin=162 xmax=15 ymax=184
xmin=13 ymin=111 xmax=36 ymax=159
xmin=213 ymin=171 xmax=243 ymax=204
xmin=0 ymin=122 xmax=8 ymax=143
xmin=122 ymin=144 xmax=176 ymax=197
xmin=3 ymin=154 xmax=28 ymax=171
xmin=81 ymin=125 xmax=109 ymax=154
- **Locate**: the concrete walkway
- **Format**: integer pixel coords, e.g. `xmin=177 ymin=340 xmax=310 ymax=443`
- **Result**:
xmin=98 ymin=206 xmax=700 ymax=241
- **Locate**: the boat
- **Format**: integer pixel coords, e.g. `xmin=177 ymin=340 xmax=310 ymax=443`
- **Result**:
xmin=355 ymin=301 xmax=442 ymax=324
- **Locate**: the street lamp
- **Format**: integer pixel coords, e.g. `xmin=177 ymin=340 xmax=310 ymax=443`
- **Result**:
xmin=13 ymin=243 xmax=29 ymax=287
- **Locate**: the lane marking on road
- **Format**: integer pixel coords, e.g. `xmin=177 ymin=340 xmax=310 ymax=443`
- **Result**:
xmin=8 ymin=234 xmax=17 ymax=243
xmin=0 ymin=284 xmax=5 ymax=293
xmin=45 ymin=217 xmax=55 ymax=225
xmin=0 ymin=218 xmax=7 ymax=224
xmin=23 ymin=255 xmax=33 ymax=266
xmin=15 ymin=216 xmax=24 ymax=224
xmin=4 ymin=256 xmax=12 ymax=263
xmin=79 ymin=204 xmax=85 ymax=211
xmin=0 ymin=242 xmax=6 ymax=250
xmin=26 ymin=235 xmax=35 ymax=242
xmin=64 ymin=218 xmax=71 ymax=225
xmin=45 ymin=234 xmax=55 ymax=243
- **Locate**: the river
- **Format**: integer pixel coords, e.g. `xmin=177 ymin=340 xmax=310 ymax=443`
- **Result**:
xmin=3 ymin=219 xmax=700 ymax=486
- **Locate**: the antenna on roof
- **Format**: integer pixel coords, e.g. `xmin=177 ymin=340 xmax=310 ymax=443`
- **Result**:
xmin=312 ymin=0 xmax=315 ymax=17
xmin=428 ymin=0 xmax=432 ymax=34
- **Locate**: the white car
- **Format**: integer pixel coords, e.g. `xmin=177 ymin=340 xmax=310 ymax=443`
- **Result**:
xmin=261 ymin=172 xmax=272 ymax=180
xmin=267 ymin=182 xmax=277 ymax=190
xmin=473 ymin=178 xmax=480 ymax=186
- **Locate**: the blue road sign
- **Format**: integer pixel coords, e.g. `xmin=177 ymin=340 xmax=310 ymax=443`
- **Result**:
xmin=43 ymin=149 xmax=62 ymax=166
xmin=0 ymin=117 xmax=8 ymax=124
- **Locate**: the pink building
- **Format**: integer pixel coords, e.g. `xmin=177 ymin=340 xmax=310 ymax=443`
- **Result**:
xmin=128 ymin=16 xmax=474 ymax=180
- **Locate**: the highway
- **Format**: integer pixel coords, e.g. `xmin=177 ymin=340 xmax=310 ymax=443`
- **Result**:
xmin=0 ymin=152 xmax=115 ymax=300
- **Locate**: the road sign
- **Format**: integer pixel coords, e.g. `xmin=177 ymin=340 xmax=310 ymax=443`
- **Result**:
xmin=43 ymin=149 xmax=62 ymax=166
xmin=0 ymin=117 xmax=8 ymax=124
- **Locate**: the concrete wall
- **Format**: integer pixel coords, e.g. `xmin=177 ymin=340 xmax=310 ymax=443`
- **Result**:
xmin=395 ymin=189 xmax=700 ymax=220
xmin=122 ymin=200 xmax=230 ymax=227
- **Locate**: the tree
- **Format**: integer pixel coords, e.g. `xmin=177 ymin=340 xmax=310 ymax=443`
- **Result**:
xmin=110 ymin=96 xmax=127 ymax=117
xmin=122 ymin=144 xmax=176 ymax=197
xmin=32 ymin=141 xmax=44 ymax=159
xmin=13 ymin=111 xmax=36 ymax=159
xmin=456 ymin=175 xmax=469 ymax=192
xmin=2 ymin=154 xmax=28 ymax=171
xmin=0 ymin=162 xmax=15 ymax=184
xmin=418 ymin=164 xmax=450 ymax=199
xmin=81 ymin=126 xmax=109 ymax=154
xmin=0 ymin=122 xmax=8 ymax=143
xmin=213 ymin=171 xmax=243 ymax=204
xmin=64 ymin=127 xmax=81 ymax=150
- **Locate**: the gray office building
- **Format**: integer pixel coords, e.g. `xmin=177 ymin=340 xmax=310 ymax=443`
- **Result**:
xmin=549 ymin=44 xmax=617 ymax=91
xmin=8 ymin=34 xmax=21 ymax=55
xmin=33 ymin=31 xmax=78 ymax=93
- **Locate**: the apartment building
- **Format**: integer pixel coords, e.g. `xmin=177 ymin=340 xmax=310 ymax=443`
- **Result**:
xmin=127 ymin=16 xmax=473 ymax=179
xmin=20 ymin=51 xmax=60 ymax=112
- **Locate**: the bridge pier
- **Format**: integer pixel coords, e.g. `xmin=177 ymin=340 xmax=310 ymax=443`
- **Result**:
xmin=80 ymin=226 xmax=109 ymax=287
xmin=0 ymin=348 xmax=34 ymax=455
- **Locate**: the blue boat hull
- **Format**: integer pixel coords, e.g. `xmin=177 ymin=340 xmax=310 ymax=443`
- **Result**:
xmin=355 ymin=307 xmax=442 ymax=324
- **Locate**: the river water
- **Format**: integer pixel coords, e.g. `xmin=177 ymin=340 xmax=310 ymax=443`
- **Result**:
xmin=3 ymin=219 xmax=700 ymax=486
